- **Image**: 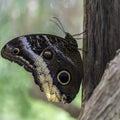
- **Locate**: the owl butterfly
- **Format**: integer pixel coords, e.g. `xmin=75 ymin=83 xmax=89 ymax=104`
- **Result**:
xmin=1 ymin=17 xmax=83 ymax=103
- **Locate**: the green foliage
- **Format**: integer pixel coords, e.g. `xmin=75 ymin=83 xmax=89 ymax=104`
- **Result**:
xmin=0 ymin=0 xmax=83 ymax=120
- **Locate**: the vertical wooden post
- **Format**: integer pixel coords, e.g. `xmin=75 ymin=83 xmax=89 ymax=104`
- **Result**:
xmin=82 ymin=0 xmax=120 ymax=103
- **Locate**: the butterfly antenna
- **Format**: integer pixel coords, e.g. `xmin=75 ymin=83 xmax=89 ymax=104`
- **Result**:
xmin=53 ymin=17 xmax=66 ymax=33
xmin=50 ymin=19 xmax=64 ymax=33
xmin=50 ymin=17 xmax=66 ymax=34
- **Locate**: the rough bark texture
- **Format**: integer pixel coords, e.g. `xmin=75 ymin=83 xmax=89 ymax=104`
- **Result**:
xmin=79 ymin=49 xmax=120 ymax=120
xmin=83 ymin=0 xmax=120 ymax=102
xmin=79 ymin=0 xmax=120 ymax=119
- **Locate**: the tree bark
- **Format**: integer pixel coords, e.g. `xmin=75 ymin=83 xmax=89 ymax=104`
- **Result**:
xmin=83 ymin=0 xmax=120 ymax=103
xmin=80 ymin=0 xmax=120 ymax=119
xmin=79 ymin=49 xmax=120 ymax=120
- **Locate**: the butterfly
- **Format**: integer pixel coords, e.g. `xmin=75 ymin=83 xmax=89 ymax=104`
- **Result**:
xmin=1 ymin=17 xmax=83 ymax=103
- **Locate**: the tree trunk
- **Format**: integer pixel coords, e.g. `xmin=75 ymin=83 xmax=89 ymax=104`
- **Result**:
xmin=79 ymin=0 xmax=120 ymax=119
xmin=82 ymin=0 xmax=120 ymax=103
xmin=80 ymin=49 xmax=120 ymax=120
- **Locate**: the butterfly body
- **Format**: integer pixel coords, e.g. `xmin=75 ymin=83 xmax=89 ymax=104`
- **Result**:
xmin=1 ymin=33 xmax=83 ymax=103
